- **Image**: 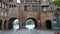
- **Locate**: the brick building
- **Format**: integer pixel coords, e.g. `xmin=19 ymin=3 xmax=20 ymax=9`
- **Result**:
xmin=0 ymin=0 xmax=59 ymax=30
xmin=19 ymin=0 xmax=57 ymax=29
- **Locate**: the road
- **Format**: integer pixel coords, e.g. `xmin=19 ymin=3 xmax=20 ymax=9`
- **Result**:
xmin=0 ymin=29 xmax=59 ymax=34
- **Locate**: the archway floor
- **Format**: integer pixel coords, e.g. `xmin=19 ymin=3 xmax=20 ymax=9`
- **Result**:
xmin=25 ymin=25 xmax=35 ymax=30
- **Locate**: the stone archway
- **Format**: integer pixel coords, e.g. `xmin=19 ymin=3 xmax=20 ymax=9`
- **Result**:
xmin=4 ymin=20 xmax=7 ymax=29
xmin=25 ymin=18 xmax=37 ymax=29
xmin=45 ymin=20 xmax=52 ymax=29
xmin=0 ymin=19 xmax=2 ymax=30
xmin=8 ymin=17 xmax=19 ymax=30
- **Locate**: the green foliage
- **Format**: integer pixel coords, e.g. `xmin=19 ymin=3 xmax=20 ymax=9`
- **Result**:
xmin=52 ymin=0 xmax=60 ymax=13
xmin=53 ymin=0 xmax=60 ymax=6
xmin=26 ymin=19 xmax=35 ymax=25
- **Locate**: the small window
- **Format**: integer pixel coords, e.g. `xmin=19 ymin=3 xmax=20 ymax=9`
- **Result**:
xmin=5 ymin=5 xmax=7 ymax=9
xmin=42 ymin=7 xmax=47 ymax=11
xmin=35 ymin=5 xmax=38 ymax=11
xmin=9 ymin=5 xmax=16 ymax=8
xmin=32 ymin=5 xmax=38 ymax=11
xmin=2 ymin=3 xmax=5 ymax=8
xmin=12 ymin=5 xmax=13 ymax=7
xmin=6 ymin=4 xmax=8 ymax=6
xmin=9 ymin=5 xmax=11 ymax=8
xmin=50 ymin=6 xmax=54 ymax=11
xmin=0 ymin=11 xmax=3 ymax=17
xmin=9 ymin=0 xmax=13 ymax=2
xmin=26 ymin=0 xmax=33 ymax=2
xmin=24 ymin=5 xmax=30 ymax=11
xmin=37 ymin=0 xmax=40 ymax=1
xmin=0 ymin=2 xmax=1 ymax=6
xmin=14 ymin=5 xmax=16 ymax=7
xmin=34 ymin=0 xmax=40 ymax=2
xmin=32 ymin=5 xmax=35 ymax=11
xmin=20 ymin=0 xmax=24 ymax=2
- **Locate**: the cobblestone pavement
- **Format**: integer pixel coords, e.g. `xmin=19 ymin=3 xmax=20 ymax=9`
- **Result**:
xmin=0 ymin=29 xmax=59 ymax=34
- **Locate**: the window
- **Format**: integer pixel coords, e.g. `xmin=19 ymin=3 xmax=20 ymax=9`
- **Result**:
xmin=5 ymin=4 xmax=7 ymax=9
xmin=24 ymin=5 xmax=30 ymax=11
xmin=37 ymin=0 xmax=40 ymax=1
xmin=20 ymin=0 xmax=24 ymax=2
xmin=6 ymin=4 xmax=8 ymax=6
xmin=35 ymin=5 xmax=38 ymax=11
xmin=9 ymin=5 xmax=16 ymax=8
xmin=9 ymin=5 xmax=11 ymax=8
xmin=0 ymin=11 xmax=3 ymax=17
xmin=50 ymin=6 xmax=54 ymax=11
xmin=26 ymin=0 xmax=33 ymax=2
xmin=0 ymin=2 xmax=1 ymax=6
xmin=5 ymin=5 xmax=7 ymax=9
xmin=4 ymin=12 xmax=7 ymax=17
xmin=32 ymin=5 xmax=35 ymax=11
xmin=9 ymin=0 xmax=13 ymax=2
xmin=42 ymin=7 xmax=47 ymax=11
xmin=32 ymin=5 xmax=38 ymax=11
xmin=2 ymin=3 xmax=4 ymax=8
xmin=12 ymin=5 xmax=13 ymax=7
xmin=14 ymin=5 xmax=16 ymax=7
xmin=34 ymin=0 xmax=40 ymax=2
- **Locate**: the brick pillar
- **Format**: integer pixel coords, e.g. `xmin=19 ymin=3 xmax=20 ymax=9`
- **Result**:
xmin=19 ymin=17 xmax=24 ymax=29
xmin=20 ymin=21 xmax=24 ymax=29
xmin=52 ymin=21 xmax=54 ymax=30
xmin=1 ymin=20 xmax=4 ymax=30
xmin=37 ymin=20 xmax=41 ymax=29
xmin=6 ymin=21 xmax=8 ymax=30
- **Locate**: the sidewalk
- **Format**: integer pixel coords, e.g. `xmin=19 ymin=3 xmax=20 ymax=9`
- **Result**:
xmin=0 ymin=29 xmax=59 ymax=34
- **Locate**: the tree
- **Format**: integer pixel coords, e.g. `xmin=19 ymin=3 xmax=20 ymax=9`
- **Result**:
xmin=52 ymin=0 xmax=60 ymax=13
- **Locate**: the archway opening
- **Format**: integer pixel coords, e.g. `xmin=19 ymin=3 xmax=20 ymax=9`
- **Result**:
xmin=0 ymin=19 xmax=2 ymax=30
xmin=8 ymin=17 xmax=19 ymax=30
xmin=45 ymin=20 xmax=52 ymax=29
xmin=25 ymin=18 xmax=37 ymax=30
xmin=4 ymin=20 xmax=7 ymax=29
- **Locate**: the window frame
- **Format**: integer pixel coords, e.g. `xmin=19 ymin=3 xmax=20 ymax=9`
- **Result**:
xmin=9 ymin=0 xmax=13 ymax=2
xmin=24 ymin=5 xmax=30 ymax=11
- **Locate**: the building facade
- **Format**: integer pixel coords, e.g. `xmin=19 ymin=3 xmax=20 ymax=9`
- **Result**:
xmin=0 ymin=0 xmax=20 ymax=30
xmin=0 ymin=0 xmax=8 ymax=30
xmin=0 ymin=0 xmax=59 ymax=30
xmin=19 ymin=0 xmax=58 ymax=29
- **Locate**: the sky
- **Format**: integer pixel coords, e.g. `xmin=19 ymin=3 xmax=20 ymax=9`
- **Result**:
xmin=17 ymin=0 xmax=20 ymax=3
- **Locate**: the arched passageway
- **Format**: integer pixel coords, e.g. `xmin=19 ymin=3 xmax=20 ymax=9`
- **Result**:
xmin=25 ymin=18 xmax=37 ymax=30
xmin=0 ymin=19 xmax=2 ymax=30
xmin=4 ymin=20 xmax=7 ymax=29
xmin=8 ymin=17 xmax=19 ymax=30
xmin=45 ymin=20 xmax=52 ymax=29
